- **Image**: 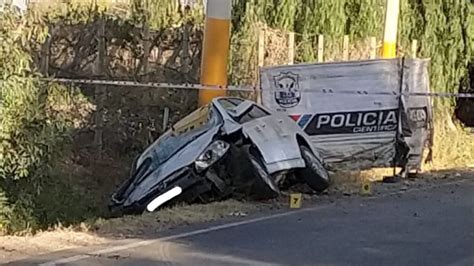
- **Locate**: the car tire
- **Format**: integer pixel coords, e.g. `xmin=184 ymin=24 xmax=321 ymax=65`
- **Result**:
xmin=248 ymin=151 xmax=280 ymax=198
xmin=297 ymin=145 xmax=330 ymax=192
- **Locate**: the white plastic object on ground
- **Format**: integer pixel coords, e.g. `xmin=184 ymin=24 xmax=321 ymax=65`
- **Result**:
xmin=146 ymin=186 xmax=183 ymax=212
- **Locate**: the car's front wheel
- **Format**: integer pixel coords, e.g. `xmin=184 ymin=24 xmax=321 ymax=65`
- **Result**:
xmin=297 ymin=146 xmax=330 ymax=192
xmin=248 ymin=149 xmax=280 ymax=198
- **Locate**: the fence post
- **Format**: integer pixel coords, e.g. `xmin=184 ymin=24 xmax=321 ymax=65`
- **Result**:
xmin=182 ymin=23 xmax=191 ymax=73
xmin=94 ymin=18 xmax=106 ymax=159
xmin=411 ymin=39 xmax=418 ymax=58
xmin=288 ymin=32 xmax=295 ymax=65
xmin=256 ymin=28 xmax=265 ymax=104
xmin=317 ymin=34 xmax=324 ymax=63
xmin=162 ymin=107 xmax=170 ymax=131
xmin=258 ymin=29 xmax=265 ymax=68
xmin=40 ymin=26 xmax=52 ymax=75
xmin=343 ymin=35 xmax=349 ymax=61
xmin=369 ymin=37 xmax=377 ymax=59
xmin=142 ymin=22 xmax=150 ymax=81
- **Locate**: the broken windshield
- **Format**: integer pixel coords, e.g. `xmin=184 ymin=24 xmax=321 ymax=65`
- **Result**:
xmin=137 ymin=104 xmax=222 ymax=170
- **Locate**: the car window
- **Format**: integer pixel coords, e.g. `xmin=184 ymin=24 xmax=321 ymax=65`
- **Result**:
xmin=236 ymin=105 xmax=270 ymax=124
xmin=217 ymin=98 xmax=244 ymax=111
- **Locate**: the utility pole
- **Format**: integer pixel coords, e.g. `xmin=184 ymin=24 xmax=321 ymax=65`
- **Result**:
xmin=382 ymin=0 xmax=400 ymax=58
xmin=198 ymin=0 xmax=232 ymax=106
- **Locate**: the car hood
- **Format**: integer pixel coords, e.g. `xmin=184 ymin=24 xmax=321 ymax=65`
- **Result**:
xmin=116 ymin=124 xmax=222 ymax=207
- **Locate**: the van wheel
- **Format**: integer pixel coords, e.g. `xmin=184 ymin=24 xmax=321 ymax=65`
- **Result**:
xmin=297 ymin=146 xmax=330 ymax=192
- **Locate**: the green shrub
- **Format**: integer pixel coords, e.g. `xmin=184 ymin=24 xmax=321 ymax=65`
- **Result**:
xmin=399 ymin=0 xmax=472 ymax=109
xmin=0 ymin=11 xmax=93 ymax=233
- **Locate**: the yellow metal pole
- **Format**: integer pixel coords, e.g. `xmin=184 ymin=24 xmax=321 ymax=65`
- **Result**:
xmin=382 ymin=0 xmax=400 ymax=58
xmin=198 ymin=0 xmax=232 ymax=106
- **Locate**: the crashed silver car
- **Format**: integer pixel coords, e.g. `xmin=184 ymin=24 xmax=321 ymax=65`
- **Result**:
xmin=110 ymin=97 xmax=330 ymax=214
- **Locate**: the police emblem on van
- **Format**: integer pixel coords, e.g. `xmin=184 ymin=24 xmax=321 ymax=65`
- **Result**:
xmin=273 ymin=72 xmax=301 ymax=108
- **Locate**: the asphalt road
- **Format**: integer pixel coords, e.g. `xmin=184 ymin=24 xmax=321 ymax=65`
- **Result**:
xmin=12 ymin=176 xmax=474 ymax=266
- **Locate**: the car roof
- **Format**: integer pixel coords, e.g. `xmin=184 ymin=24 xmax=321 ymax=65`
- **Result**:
xmin=212 ymin=96 xmax=273 ymax=115
xmin=212 ymin=96 xmax=249 ymax=104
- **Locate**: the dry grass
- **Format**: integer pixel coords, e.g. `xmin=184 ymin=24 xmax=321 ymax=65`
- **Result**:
xmin=91 ymin=200 xmax=270 ymax=238
xmin=0 ymin=229 xmax=109 ymax=263
xmin=0 ymin=199 xmax=272 ymax=263
xmin=426 ymin=118 xmax=474 ymax=170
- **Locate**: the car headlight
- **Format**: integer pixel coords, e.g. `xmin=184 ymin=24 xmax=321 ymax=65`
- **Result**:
xmin=195 ymin=140 xmax=230 ymax=172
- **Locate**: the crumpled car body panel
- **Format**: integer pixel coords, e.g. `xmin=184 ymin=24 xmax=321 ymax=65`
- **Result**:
xmin=109 ymin=97 xmax=327 ymax=214
xmin=242 ymin=116 xmax=305 ymax=173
